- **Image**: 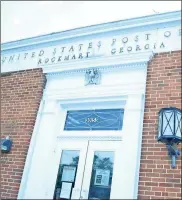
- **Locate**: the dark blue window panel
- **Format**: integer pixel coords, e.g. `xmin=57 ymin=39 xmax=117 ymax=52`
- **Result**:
xmin=64 ymin=109 xmax=124 ymax=131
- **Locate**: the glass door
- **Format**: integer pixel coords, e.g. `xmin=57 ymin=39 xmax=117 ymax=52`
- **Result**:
xmin=53 ymin=140 xmax=122 ymax=200
xmin=80 ymin=141 xmax=122 ymax=200
xmin=52 ymin=141 xmax=88 ymax=200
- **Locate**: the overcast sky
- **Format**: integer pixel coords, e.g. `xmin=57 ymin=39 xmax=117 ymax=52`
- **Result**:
xmin=1 ymin=1 xmax=181 ymax=43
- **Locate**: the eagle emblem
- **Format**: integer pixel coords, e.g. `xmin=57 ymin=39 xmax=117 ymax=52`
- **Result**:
xmin=85 ymin=68 xmax=101 ymax=86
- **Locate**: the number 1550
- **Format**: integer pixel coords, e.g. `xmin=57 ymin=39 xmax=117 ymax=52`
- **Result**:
xmin=85 ymin=118 xmax=98 ymax=123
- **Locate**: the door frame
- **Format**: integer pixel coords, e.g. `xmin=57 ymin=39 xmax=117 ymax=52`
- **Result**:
xmin=18 ymin=52 xmax=151 ymax=199
xmin=46 ymin=140 xmax=89 ymax=199
xmin=50 ymin=140 xmax=124 ymax=200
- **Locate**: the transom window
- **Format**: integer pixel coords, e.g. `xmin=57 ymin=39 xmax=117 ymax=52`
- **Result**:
xmin=64 ymin=109 xmax=124 ymax=131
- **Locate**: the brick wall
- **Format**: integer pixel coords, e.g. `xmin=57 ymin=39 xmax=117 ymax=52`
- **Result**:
xmin=138 ymin=50 xmax=182 ymax=199
xmin=1 ymin=68 xmax=46 ymax=199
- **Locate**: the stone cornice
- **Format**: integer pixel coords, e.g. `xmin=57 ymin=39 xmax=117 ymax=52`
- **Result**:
xmin=1 ymin=11 xmax=181 ymax=52
xmin=44 ymin=51 xmax=154 ymax=75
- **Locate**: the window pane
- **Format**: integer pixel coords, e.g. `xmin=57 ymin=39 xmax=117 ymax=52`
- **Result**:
xmin=88 ymin=151 xmax=114 ymax=200
xmin=163 ymin=111 xmax=174 ymax=136
xmin=175 ymin=112 xmax=181 ymax=138
xmin=64 ymin=109 xmax=124 ymax=131
xmin=53 ymin=150 xmax=80 ymax=200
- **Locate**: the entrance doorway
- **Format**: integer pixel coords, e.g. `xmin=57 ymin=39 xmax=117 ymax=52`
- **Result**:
xmin=53 ymin=140 xmax=122 ymax=200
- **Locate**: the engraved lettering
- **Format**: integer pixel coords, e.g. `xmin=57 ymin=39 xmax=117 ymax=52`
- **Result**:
xmin=61 ymin=47 xmax=66 ymax=53
xmin=111 ymin=39 xmax=116 ymax=46
xmin=64 ymin=55 xmax=69 ymax=60
xmin=78 ymin=53 xmax=83 ymax=59
xmin=1 ymin=57 xmax=7 ymax=64
xmin=24 ymin=53 xmax=28 ymax=59
xmin=45 ymin=58 xmax=49 ymax=63
xmin=88 ymin=42 xmax=92 ymax=49
xmin=111 ymin=48 xmax=116 ymax=55
xmin=72 ymin=55 xmax=76 ymax=59
xmin=51 ymin=57 xmax=55 ymax=63
xmin=86 ymin=52 xmax=90 ymax=58
xmin=79 ymin=44 xmax=83 ymax=51
xmin=136 ymin=45 xmax=141 ymax=51
xmin=38 ymin=59 xmax=42 ymax=65
xmin=122 ymin=37 xmax=128 ymax=43
xmin=57 ymin=56 xmax=62 ymax=62
xmin=69 ymin=46 xmax=74 ymax=52
xmin=144 ymin=44 xmax=150 ymax=50
xmin=17 ymin=54 xmax=21 ymax=60
xmin=52 ymin=48 xmax=56 ymax=55
xmin=9 ymin=55 xmax=15 ymax=62
xmin=160 ymin=42 xmax=165 ymax=48
xmin=134 ymin=35 xmax=139 ymax=42
xmin=145 ymin=33 xmax=151 ymax=40
xmin=127 ymin=46 xmax=132 ymax=52
xmin=97 ymin=41 xmax=101 ymax=48
xmin=164 ymin=31 xmax=171 ymax=37
xmin=119 ymin=47 xmax=124 ymax=53
xmin=31 ymin=52 xmax=35 ymax=58
xmin=39 ymin=50 xmax=44 ymax=56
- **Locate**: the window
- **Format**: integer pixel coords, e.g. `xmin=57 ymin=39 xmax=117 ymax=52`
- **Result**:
xmin=64 ymin=109 xmax=124 ymax=131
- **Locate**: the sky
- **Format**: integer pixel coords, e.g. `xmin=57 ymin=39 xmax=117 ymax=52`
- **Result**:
xmin=1 ymin=1 xmax=181 ymax=43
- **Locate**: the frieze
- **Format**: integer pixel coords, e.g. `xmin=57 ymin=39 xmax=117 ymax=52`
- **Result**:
xmin=1 ymin=25 xmax=181 ymax=73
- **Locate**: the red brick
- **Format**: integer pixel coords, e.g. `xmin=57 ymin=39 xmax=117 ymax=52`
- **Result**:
xmin=138 ymin=51 xmax=182 ymax=199
xmin=1 ymin=68 xmax=46 ymax=199
xmin=152 ymin=187 xmax=166 ymax=192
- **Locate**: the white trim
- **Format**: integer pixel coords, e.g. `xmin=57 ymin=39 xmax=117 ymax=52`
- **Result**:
xmin=43 ymin=83 xmax=146 ymax=101
xmin=17 ymin=99 xmax=45 ymax=199
xmin=43 ymin=51 xmax=153 ymax=74
xmin=18 ymin=50 xmax=152 ymax=199
xmin=56 ymin=135 xmax=122 ymax=141
xmin=134 ymin=94 xmax=145 ymax=198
